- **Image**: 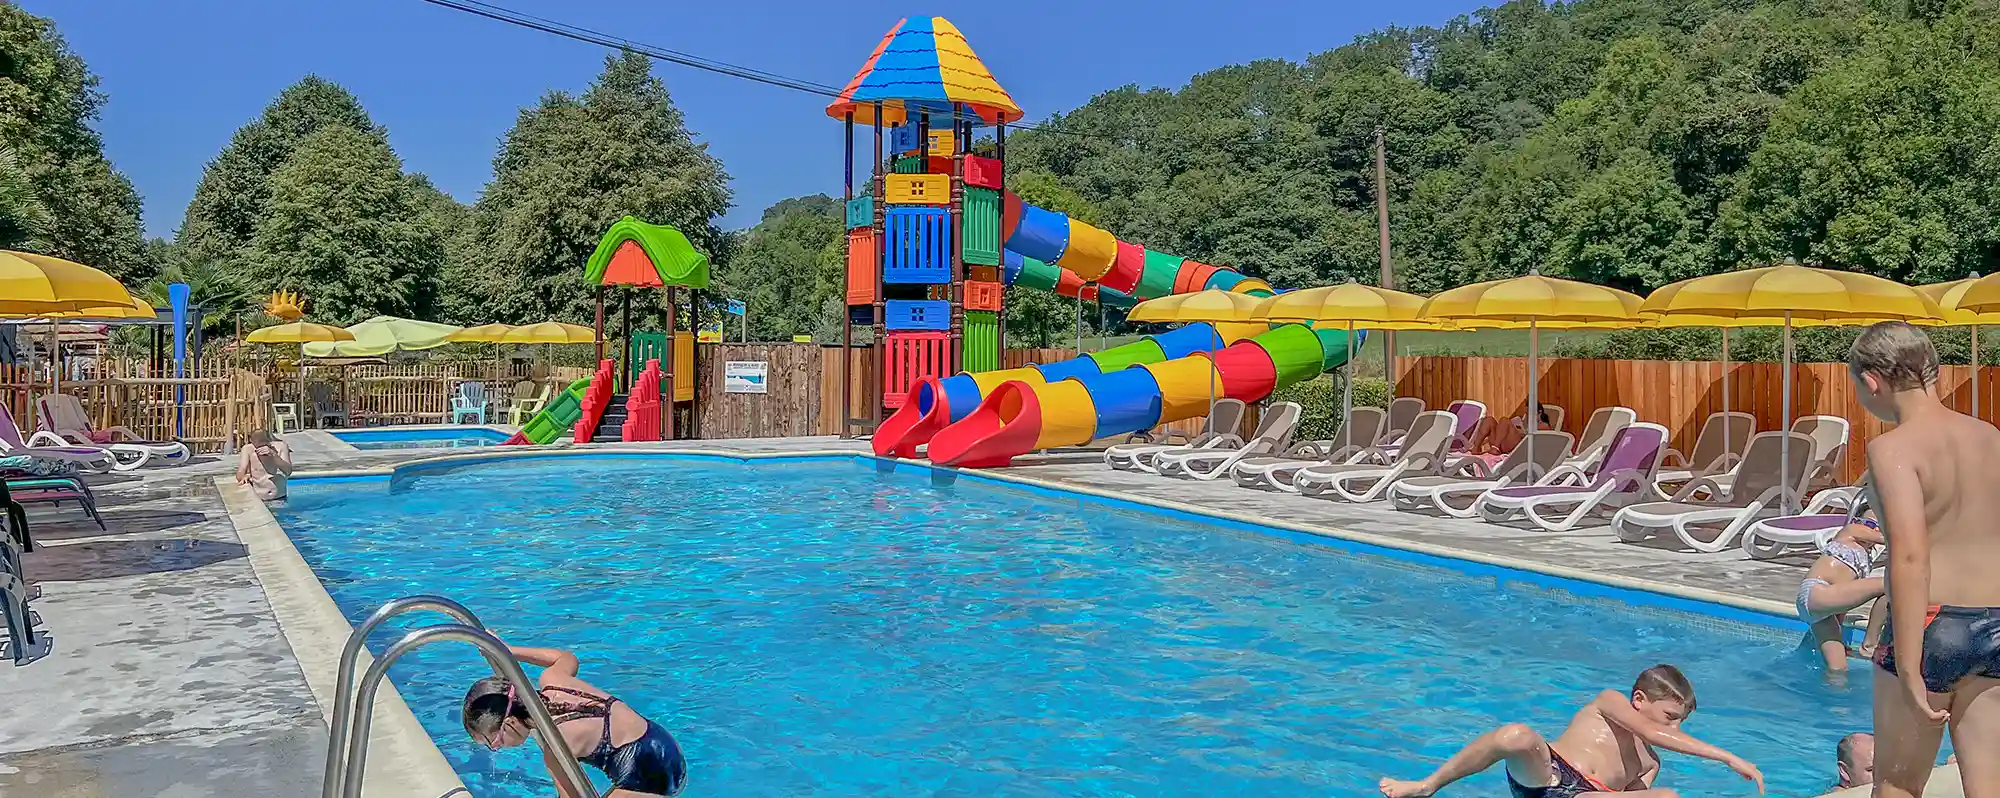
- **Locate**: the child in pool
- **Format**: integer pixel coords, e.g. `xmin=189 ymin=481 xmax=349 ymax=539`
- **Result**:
xmin=462 ymin=643 xmax=687 ymax=797
xmin=1798 ymin=509 xmax=1887 ymax=671
xmin=234 ymin=430 xmax=292 ymax=500
xmin=1377 ymin=665 xmax=1762 ymax=797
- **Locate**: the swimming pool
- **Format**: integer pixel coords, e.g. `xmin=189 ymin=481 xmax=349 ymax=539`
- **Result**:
xmin=329 ymin=427 xmax=511 ymax=450
xmin=280 ymin=455 xmax=1875 ymax=797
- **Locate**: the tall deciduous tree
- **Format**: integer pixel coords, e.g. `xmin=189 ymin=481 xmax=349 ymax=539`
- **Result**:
xmin=713 ymin=194 xmax=842 ymax=341
xmin=176 ymin=77 xmax=375 ymax=273
xmin=241 ymin=126 xmax=438 ymax=323
xmin=0 ymin=5 xmax=146 ymax=280
xmin=469 ymin=52 xmax=730 ymax=324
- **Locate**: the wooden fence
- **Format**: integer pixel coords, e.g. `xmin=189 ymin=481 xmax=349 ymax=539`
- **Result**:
xmin=1388 ymin=355 xmax=1987 ymax=484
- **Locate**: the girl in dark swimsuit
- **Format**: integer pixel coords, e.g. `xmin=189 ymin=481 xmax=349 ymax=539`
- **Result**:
xmin=461 ymin=644 xmax=687 ymax=797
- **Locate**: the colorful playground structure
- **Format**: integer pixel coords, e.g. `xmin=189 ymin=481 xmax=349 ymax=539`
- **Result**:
xmin=830 ymin=17 xmax=1359 ymax=467
xmin=505 ymin=217 xmax=705 ymax=446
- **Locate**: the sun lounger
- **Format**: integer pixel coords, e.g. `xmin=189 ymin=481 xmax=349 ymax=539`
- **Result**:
xmin=1555 ymin=406 xmax=1637 ymax=472
xmin=1790 ymin=415 xmax=1851 ymax=492
xmin=1609 ymin=430 xmax=1814 ymax=551
xmin=1654 ymin=411 xmax=1754 ymax=487
xmin=1295 ymin=410 xmax=1458 ymax=502
xmin=36 ymin=394 xmax=190 ymax=467
xmin=1740 ymin=484 xmax=1868 ymax=559
xmin=1157 ymin=403 xmax=1303 ymax=480
xmin=1231 ymin=406 xmax=1387 ymax=491
xmin=1104 ymin=399 xmax=1246 ymax=472
xmin=4 ymin=474 xmax=104 ymax=536
xmin=1374 ymin=397 xmax=1425 ymax=445
xmin=1473 ymin=422 xmax=1668 ymax=532
xmin=0 ymin=405 xmax=124 ymax=473
xmin=1389 ymin=430 xmax=1574 ymax=517
xmin=1380 ymin=399 xmax=1485 ymax=459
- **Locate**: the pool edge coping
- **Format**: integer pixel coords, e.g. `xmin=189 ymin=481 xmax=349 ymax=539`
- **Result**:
xmin=216 ymin=476 xmax=468 ymax=798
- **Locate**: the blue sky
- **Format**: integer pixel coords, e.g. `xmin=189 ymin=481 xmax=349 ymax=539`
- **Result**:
xmin=35 ymin=0 xmax=1484 ymax=239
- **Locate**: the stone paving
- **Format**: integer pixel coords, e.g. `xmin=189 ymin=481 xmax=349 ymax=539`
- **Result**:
xmin=0 ymin=433 xmax=1944 ymax=796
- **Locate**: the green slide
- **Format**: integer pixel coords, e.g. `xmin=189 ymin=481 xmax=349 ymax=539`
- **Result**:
xmin=503 ymin=377 xmax=592 ymax=445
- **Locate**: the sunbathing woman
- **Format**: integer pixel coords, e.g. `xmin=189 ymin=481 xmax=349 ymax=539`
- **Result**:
xmin=1464 ymin=405 xmax=1549 ymax=471
xmin=462 ymin=642 xmax=687 ymax=797
xmin=1798 ymin=509 xmax=1887 ymax=671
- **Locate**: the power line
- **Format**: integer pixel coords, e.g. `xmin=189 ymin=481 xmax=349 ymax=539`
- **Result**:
xmin=414 ymin=0 xmax=1148 ymax=144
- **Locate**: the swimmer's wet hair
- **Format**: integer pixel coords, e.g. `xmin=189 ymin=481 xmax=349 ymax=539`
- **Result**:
xmin=1632 ymin=664 xmax=1696 ymax=712
xmin=462 ymin=676 xmax=530 ymax=737
xmin=1849 ymin=321 xmax=1938 ymax=391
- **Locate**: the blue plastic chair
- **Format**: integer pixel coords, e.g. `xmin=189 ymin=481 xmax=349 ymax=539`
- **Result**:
xmin=450 ymin=381 xmax=488 ymax=424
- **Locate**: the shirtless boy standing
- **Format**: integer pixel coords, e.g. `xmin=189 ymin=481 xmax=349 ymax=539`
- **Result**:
xmin=1850 ymin=321 xmax=2000 ymax=798
xmin=1378 ymin=665 xmax=1762 ymax=797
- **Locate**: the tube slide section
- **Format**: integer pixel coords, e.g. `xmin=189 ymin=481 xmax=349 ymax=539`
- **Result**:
xmin=869 ymin=193 xmax=1360 ymax=465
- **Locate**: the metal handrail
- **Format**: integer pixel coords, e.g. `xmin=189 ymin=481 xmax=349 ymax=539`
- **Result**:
xmin=340 ymin=624 xmax=598 ymax=798
xmin=321 ymin=595 xmax=487 ymax=798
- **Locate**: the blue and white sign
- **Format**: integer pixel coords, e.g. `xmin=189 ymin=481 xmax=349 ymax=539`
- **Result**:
xmin=726 ymin=299 xmax=746 ymax=316
xmin=724 ymin=361 xmax=767 ymax=393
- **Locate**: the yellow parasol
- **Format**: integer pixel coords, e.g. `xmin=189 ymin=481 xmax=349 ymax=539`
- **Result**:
xmin=1256 ymin=281 xmax=1446 ymax=430
xmin=445 ymin=323 xmax=517 ymax=343
xmin=0 ymin=250 xmax=132 ymax=314
xmin=1421 ymin=273 xmax=1644 ymax=470
xmin=500 ymin=321 xmax=597 ymax=344
xmin=1916 ymin=275 xmax=2000 ymax=421
xmin=248 ymin=322 xmax=357 ymax=417
xmin=1641 ymin=261 xmax=1944 ymax=509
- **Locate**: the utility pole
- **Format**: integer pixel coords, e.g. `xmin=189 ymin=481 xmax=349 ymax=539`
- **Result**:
xmin=1373 ymin=127 xmax=1395 ymax=385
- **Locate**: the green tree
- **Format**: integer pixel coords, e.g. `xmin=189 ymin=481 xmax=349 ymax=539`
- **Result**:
xmin=241 ymin=126 xmax=438 ymax=322
xmin=176 ymin=76 xmax=376 ymax=273
xmin=713 ymin=194 xmax=843 ymax=341
xmin=0 ymin=5 xmax=146 ymax=279
xmin=469 ymin=52 xmax=731 ymax=324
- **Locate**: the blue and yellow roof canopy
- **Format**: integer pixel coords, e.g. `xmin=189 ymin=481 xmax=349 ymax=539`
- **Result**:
xmin=825 ymin=17 xmax=1023 ymax=127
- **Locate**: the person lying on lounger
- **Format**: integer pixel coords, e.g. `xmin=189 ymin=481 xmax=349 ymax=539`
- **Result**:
xmin=1465 ymin=405 xmax=1550 ymax=471
xmin=1798 ymin=509 xmax=1887 ymax=671
xmin=1378 ymin=664 xmax=1762 ymax=797
xmin=462 ymin=642 xmax=688 ymax=797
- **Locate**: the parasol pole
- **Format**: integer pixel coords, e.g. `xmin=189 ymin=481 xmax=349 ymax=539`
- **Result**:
xmin=1973 ymin=326 xmax=1982 ymax=423
xmin=1781 ymin=311 xmax=1794 ymax=513
xmin=297 ymin=343 xmax=308 ymax=427
xmin=1344 ymin=321 xmax=1355 ymax=441
xmin=1720 ymin=327 xmax=1731 ymax=464
xmin=1526 ymin=318 xmax=1539 ymax=468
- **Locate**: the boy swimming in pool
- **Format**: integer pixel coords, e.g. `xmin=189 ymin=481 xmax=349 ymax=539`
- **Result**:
xmin=1849 ymin=321 xmax=2000 ymax=798
xmin=1377 ymin=665 xmax=1763 ymax=797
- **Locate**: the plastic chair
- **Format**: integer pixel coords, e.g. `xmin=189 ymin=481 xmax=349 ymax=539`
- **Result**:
xmin=272 ymin=404 xmax=300 ymax=434
xmin=450 ymin=381 xmax=489 ymax=425
xmin=506 ymin=381 xmax=551 ymax=426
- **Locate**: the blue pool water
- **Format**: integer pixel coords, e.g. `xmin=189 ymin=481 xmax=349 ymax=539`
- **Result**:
xmin=280 ymin=456 xmax=1876 ymax=797
xmin=331 ymin=427 xmax=511 ymax=450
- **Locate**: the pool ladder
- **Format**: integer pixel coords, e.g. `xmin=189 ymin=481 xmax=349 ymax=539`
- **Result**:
xmin=320 ymin=595 xmax=599 ymax=798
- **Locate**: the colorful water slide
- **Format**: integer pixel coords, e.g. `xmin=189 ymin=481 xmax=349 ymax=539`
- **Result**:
xmin=869 ymin=193 xmax=1364 ymax=466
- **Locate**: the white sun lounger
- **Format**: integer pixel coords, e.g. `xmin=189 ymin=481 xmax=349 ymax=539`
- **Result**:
xmin=1790 ymin=415 xmax=1851 ymax=492
xmin=1296 ymin=410 xmax=1457 ymax=502
xmin=37 ymin=394 xmax=192 ymax=468
xmin=1388 ymin=430 xmax=1574 ymax=517
xmin=1103 ymin=399 xmax=1246 ymax=472
xmin=0 ymin=404 xmax=124 ymax=473
xmin=1473 ymin=422 xmax=1667 ymax=532
xmin=1653 ymin=411 xmax=1754 ymax=488
xmin=1156 ymin=403 xmax=1303 ymax=480
xmin=1231 ymin=405 xmax=1387 ymax=491
xmin=1610 ymin=430 xmax=1815 ymax=552
xmin=1555 ymin=406 xmax=1637 ymax=472
xmin=1741 ymin=483 xmax=1869 ymax=559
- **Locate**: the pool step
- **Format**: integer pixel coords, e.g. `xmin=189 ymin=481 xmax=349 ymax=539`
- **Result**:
xmin=592 ymin=393 xmax=630 ymax=441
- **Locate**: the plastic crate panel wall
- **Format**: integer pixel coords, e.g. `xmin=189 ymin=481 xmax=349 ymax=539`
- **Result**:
xmin=962 ymin=186 xmax=1001 ymax=267
xmin=884 ymin=332 xmax=950 ymax=409
xmin=845 ymin=196 xmax=873 ymax=230
xmin=963 ymin=311 xmax=999 ymax=373
xmin=882 ymin=206 xmax=952 ymax=284
xmin=885 ymin=299 xmax=951 ymax=332
xmin=844 ymin=229 xmax=877 ymax=305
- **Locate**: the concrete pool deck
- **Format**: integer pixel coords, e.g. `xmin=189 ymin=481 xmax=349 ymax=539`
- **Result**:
xmin=0 ymin=434 xmax=1961 ymax=796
